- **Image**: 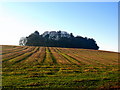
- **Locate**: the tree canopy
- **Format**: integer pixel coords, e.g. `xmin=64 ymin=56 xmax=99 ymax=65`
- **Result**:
xmin=19 ymin=31 xmax=99 ymax=50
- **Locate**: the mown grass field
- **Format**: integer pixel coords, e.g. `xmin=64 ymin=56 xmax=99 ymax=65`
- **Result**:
xmin=1 ymin=45 xmax=120 ymax=89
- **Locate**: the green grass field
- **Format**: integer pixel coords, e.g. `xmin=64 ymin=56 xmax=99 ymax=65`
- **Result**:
xmin=1 ymin=45 xmax=120 ymax=89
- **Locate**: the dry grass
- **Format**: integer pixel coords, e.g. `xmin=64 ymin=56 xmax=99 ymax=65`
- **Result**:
xmin=2 ymin=45 xmax=119 ymax=89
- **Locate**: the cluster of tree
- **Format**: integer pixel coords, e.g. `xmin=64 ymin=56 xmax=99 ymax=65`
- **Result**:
xmin=19 ymin=31 xmax=99 ymax=50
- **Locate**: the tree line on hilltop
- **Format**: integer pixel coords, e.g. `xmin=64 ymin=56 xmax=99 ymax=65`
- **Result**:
xmin=19 ymin=30 xmax=99 ymax=50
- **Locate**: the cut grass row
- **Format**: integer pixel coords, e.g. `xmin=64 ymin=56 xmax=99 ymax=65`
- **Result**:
xmin=2 ymin=46 xmax=35 ymax=63
xmin=57 ymin=48 xmax=103 ymax=66
xmin=67 ymin=48 xmax=118 ymax=63
xmin=49 ymin=47 xmax=71 ymax=65
xmin=19 ymin=47 xmax=46 ymax=66
xmin=2 ymin=46 xmax=28 ymax=55
xmin=43 ymin=47 xmax=58 ymax=65
xmin=56 ymin=48 xmax=90 ymax=65
xmin=2 ymin=47 xmax=39 ymax=67
xmin=57 ymin=47 xmax=118 ymax=66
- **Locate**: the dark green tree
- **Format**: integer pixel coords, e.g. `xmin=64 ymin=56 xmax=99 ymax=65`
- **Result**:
xmin=20 ymin=31 xmax=99 ymax=50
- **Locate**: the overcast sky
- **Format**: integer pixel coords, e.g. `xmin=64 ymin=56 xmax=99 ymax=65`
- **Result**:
xmin=0 ymin=2 xmax=118 ymax=52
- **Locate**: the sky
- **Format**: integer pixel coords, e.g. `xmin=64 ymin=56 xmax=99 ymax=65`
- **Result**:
xmin=0 ymin=2 xmax=118 ymax=52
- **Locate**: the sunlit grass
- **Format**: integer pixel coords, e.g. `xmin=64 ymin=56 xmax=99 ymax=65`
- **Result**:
xmin=2 ymin=45 xmax=119 ymax=89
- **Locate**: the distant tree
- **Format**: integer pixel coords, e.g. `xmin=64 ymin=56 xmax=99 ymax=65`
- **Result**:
xmin=34 ymin=30 xmax=39 ymax=35
xmin=19 ymin=37 xmax=27 ymax=46
xmin=57 ymin=30 xmax=61 ymax=38
xmin=25 ymin=31 xmax=41 ymax=46
xmin=70 ymin=33 xmax=74 ymax=37
xmin=44 ymin=34 xmax=49 ymax=39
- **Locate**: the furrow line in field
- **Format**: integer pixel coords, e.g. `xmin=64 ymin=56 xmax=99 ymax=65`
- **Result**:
xmin=15 ymin=47 xmax=42 ymax=67
xmin=57 ymin=48 xmax=100 ymax=66
xmin=55 ymin=48 xmax=81 ymax=66
xmin=2 ymin=45 xmax=17 ymax=51
xmin=63 ymin=48 xmax=117 ymax=65
xmin=2 ymin=46 xmax=28 ymax=55
xmin=69 ymin=48 xmax=118 ymax=64
xmin=2 ymin=46 xmax=21 ymax=52
xmin=7 ymin=47 xmax=39 ymax=65
xmin=48 ymin=47 xmax=57 ymax=64
xmin=43 ymin=47 xmax=54 ymax=65
xmin=2 ymin=46 xmax=31 ymax=59
xmin=20 ymin=47 xmax=46 ymax=66
xmin=40 ymin=47 xmax=46 ymax=64
xmin=51 ymin=47 xmax=71 ymax=65
xmin=2 ymin=46 xmax=35 ymax=62
xmin=36 ymin=47 xmax=46 ymax=64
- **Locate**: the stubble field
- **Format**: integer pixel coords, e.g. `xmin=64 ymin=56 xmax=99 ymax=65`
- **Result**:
xmin=1 ymin=45 xmax=119 ymax=89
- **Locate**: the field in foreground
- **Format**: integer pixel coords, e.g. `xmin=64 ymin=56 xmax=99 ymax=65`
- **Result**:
xmin=1 ymin=45 xmax=120 ymax=89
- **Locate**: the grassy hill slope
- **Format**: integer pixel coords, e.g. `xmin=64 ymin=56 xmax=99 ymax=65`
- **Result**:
xmin=1 ymin=45 xmax=119 ymax=89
